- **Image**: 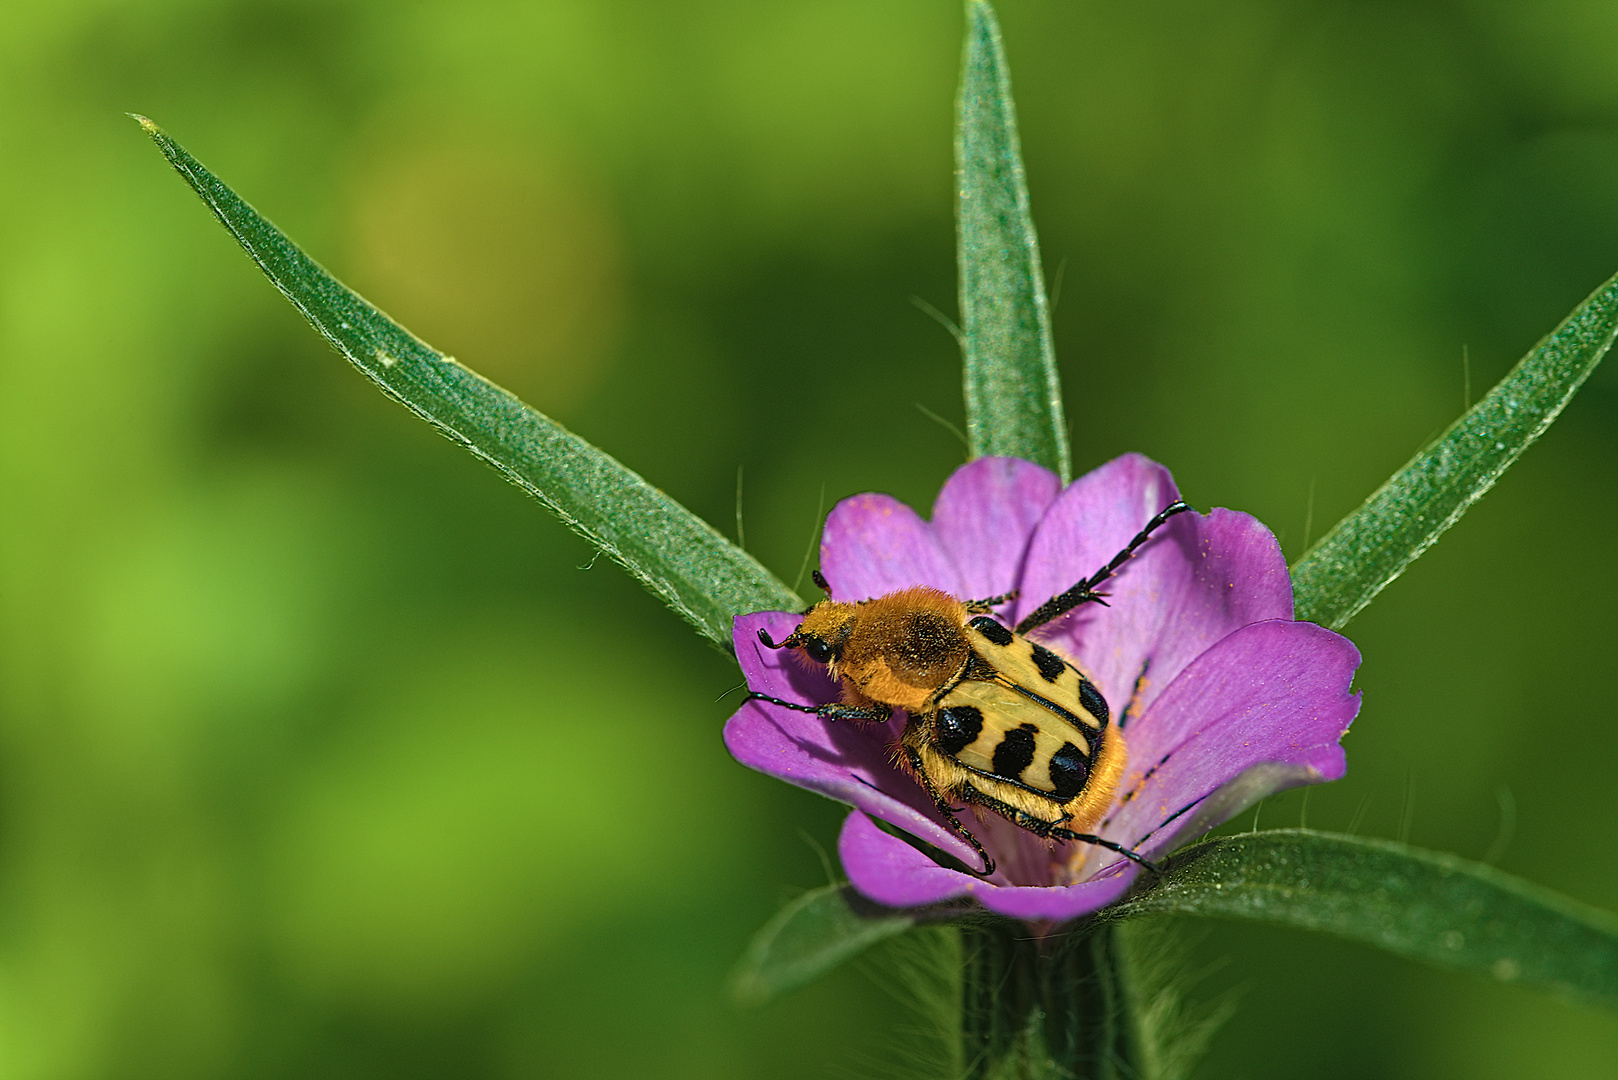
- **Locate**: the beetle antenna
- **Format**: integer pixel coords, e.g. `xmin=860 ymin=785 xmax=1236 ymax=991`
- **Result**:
xmin=811 ymin=568 xmax=831 ymax=594
xmin=757 ymin=628 xmax=788 ymax=650
xmin=1015 ymin=500 xmax=1192 ymax=634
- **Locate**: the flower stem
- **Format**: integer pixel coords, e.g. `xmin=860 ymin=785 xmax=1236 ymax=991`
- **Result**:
xmin=960 ymin=921 xmax=1146 ymax=1080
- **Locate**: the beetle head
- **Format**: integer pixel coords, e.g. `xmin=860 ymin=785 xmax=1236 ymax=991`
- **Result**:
xmin=756 ymin=600 xmax=858 ymax=668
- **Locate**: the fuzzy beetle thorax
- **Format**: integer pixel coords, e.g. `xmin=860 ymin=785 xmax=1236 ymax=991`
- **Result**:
xmin=798 ymin=587 xmax=972 ymax=712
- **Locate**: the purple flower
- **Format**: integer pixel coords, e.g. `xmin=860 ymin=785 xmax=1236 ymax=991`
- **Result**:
xmin=725 ymin=455 xmax=1361 ymax=923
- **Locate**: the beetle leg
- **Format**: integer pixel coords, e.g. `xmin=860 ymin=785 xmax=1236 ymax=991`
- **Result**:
xmin=1047 ymin=827 xmax=1164 ymax=875
xmin=743 ymin=692 xmax=820 ymax=714
xmin=955 ymin=787 xmax=1164 ymax=875
xmin=1015 ymin=500 xmax=1193 ymax=634
xmin=743 ymin=693 xmax=892 ymax=723
xmin=902 ymin=746 xmax=996 ymax=878
xmin=818 ymin=702 xmax=892 ymax=723
xmin=965 ymin=790 xmax=1065 ymax=841
xmin=962 ymin=589 xmax=1018 ymax=614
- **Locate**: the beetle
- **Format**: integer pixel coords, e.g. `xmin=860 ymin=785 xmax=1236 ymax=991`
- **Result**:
xmin=745 ymin=500 xmax=1191 ymax=877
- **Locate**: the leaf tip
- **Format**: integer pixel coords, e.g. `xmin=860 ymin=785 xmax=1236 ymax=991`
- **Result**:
xmin=128 ymin=113 xmax=160 ymax=135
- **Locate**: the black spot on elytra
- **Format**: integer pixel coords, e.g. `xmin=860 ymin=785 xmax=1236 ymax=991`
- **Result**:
xmin=1030 ymin=643 xmax=1066 ymax=682
xmin=969 ymin=616 xmax=1014 ymax=646
xmin=1079 ymin=679 xmax=1110 ymax=726
xmin=991 ymin=724 xmax=1039 ymax=780
xmin=936 ymin=706 xmax=984 ymax=755
xmin=1048 ymin=742 xmax=1089 ymax=800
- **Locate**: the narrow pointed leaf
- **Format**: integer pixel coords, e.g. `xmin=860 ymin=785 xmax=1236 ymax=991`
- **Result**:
xmin=1292 ymin=270 xmax=1618 ymax=629
xmin=136 ymin=117 xmax=800 ymax=646
xmin=956 ymin=0 xmax=1070 ymax=480
xmin=730 ymin=884 xmax=915 ymax=1005
xmin=1108 ymin=829 xmax=1618 ymax=1008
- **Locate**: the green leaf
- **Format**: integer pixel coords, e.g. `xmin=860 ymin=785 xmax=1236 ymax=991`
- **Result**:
xmin=956 ymin=0 xmax=1070 ymax=481
xmin=1291 ymin=270 xmax=1618 ymax=629
xmin=135 ymin=116 xmax=800 ymax=647
xmin=1109 ymin=829 xmax=1618 ymax=1009
xmin=730 ymin=884 xmax=915 ymax=1005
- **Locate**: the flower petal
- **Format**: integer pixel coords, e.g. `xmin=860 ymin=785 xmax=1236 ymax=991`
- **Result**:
xmin=1017 ymin=454 xmax=1294 ymax=723
xmin=839 ymin=811 xmax=1140 ymax=921
xmin=1013 ymin=453 xmax=1180 ymax=627
xmin=819 ymin=494 xmax=962 ymax=600
xmin=725 ymin=612 xmax=984 ymax=867
xmin=975 ymin=865 xmax=1139 ymax=923
xmin=818 ymin=457 xmax=1062 ymax=603
xmin=836 ymin=810 xmax=975 ymax=907
xmin=930 ymin=457 xmax=1063 ymax=600
xmin=1148 ymin=761 xmax=1333 ymax=857
xmin=1095 ymin=619 xmax=1361 ymax=859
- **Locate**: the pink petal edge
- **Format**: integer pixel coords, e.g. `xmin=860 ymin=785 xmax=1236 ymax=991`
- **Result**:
xmin=838 ymin=811 xmax=1140 ymax=921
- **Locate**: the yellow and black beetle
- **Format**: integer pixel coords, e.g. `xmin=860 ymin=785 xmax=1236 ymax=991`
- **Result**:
xmin=746 ymin=500 xmax=1190 ymax=877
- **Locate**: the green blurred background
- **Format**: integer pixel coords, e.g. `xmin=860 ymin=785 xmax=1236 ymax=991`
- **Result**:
xmin=2 ymin=0 xmax=1617 ymax=1075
